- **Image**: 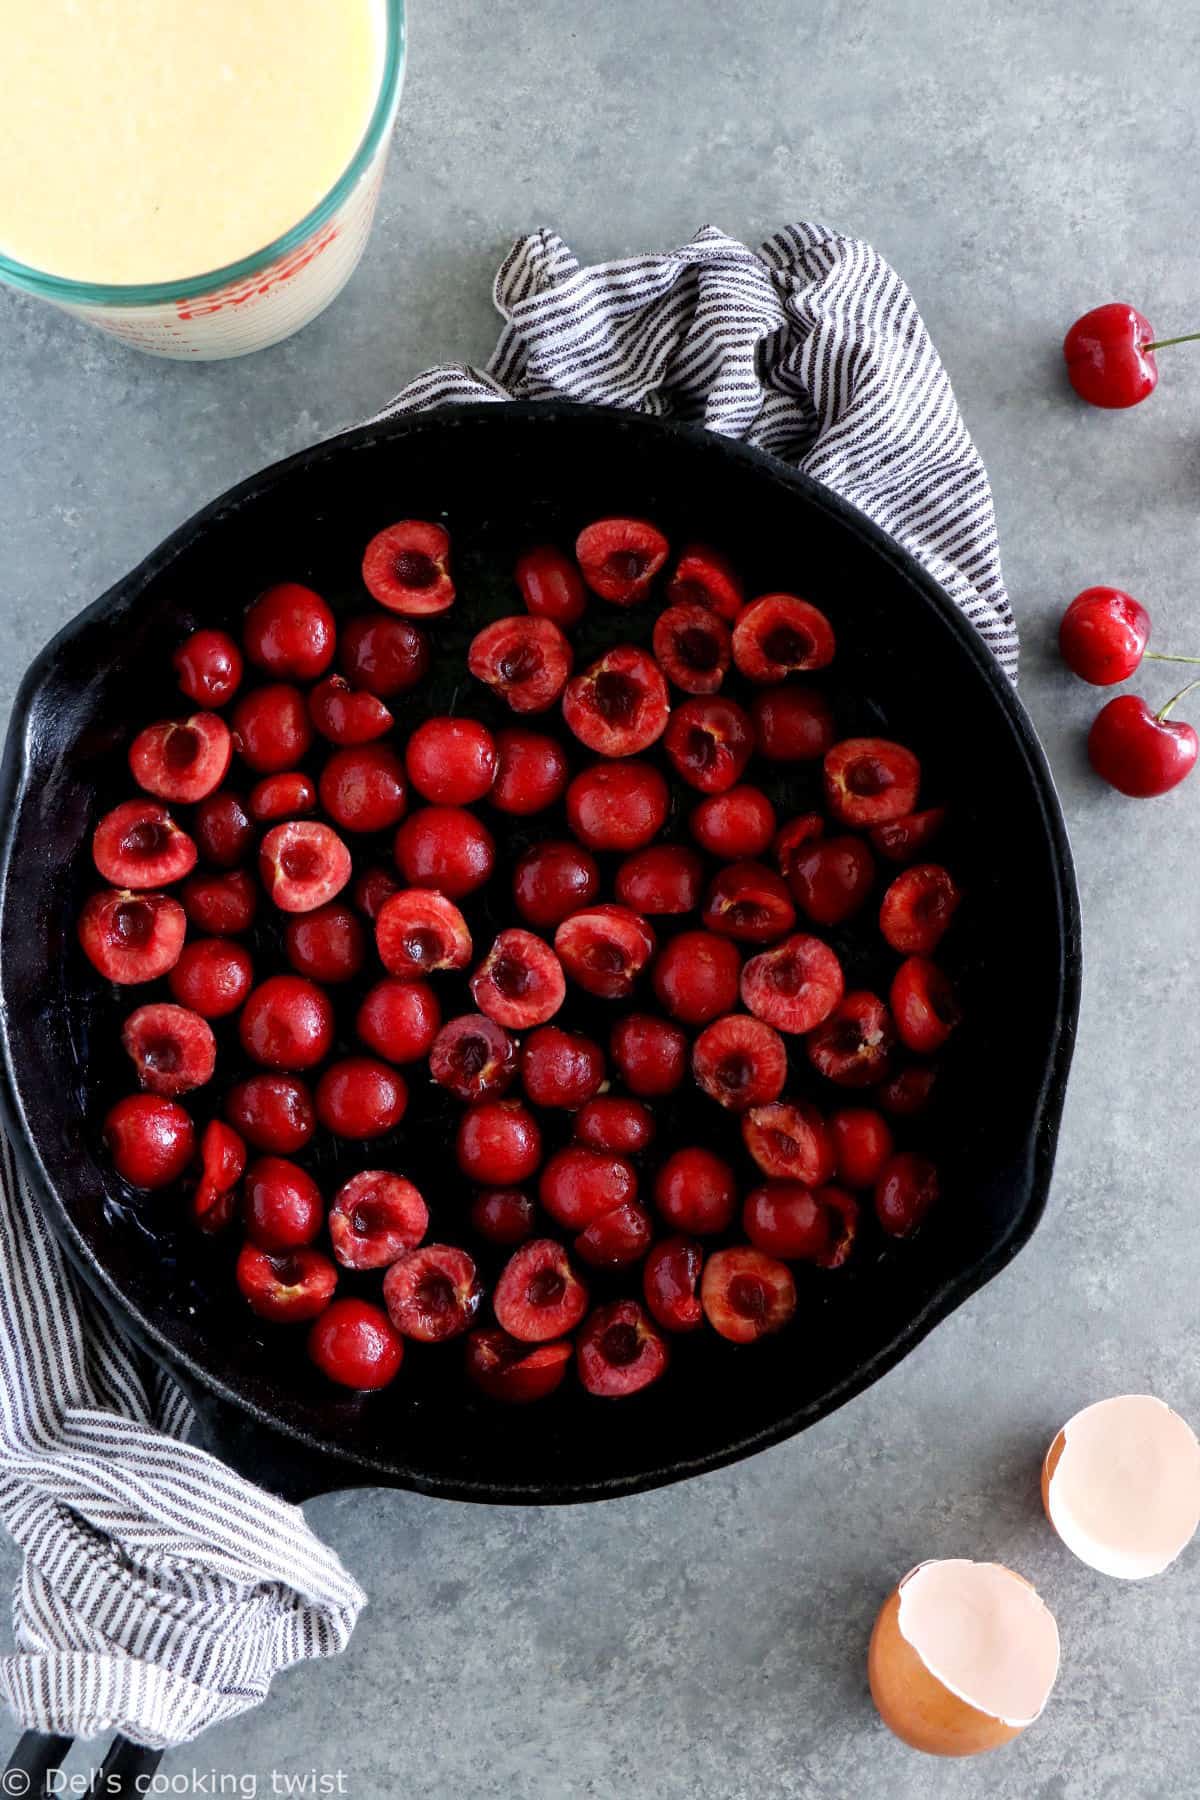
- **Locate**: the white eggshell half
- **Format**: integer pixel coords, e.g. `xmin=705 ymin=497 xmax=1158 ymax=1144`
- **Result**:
xmin=897 ymin=1559 xmax=1060 ymax=1727
xmin=1046 ymin=1393 xmax=1200 ymax=1579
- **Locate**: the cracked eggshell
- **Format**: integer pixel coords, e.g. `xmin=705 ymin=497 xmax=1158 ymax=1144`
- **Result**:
xmin=867 ymin=1559 xmax=1060 ymax=1758
xmin=1042 ymin=1393 xmax=1200 ymax=1579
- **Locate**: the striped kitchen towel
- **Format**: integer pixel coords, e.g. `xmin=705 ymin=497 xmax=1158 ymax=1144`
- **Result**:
xmin=0 ymin=218 xmax=1013 ymax=1758
xmin=375 ymin=221 xmax=1018 ymax=679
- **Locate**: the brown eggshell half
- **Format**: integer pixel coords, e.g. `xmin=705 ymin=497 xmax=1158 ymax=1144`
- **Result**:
xmin=868 ymin=1586 xmax=1022 ymax=1757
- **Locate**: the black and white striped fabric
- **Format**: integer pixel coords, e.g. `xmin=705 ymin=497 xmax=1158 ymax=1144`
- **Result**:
xmin=0 ymin=218 xmax=1015 ymax=1756
xmin=376 ymin=221 xmax=1018 ymax=679
xmin=0 ymin=1130 xmax=365 ymax=1749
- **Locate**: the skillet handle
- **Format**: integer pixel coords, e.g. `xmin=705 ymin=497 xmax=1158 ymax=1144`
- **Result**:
xmin=4 ymin=1731 xmax=162 ymax=1795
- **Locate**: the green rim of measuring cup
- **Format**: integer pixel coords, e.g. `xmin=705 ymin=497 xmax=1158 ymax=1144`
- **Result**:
xmin=0 ymin=0 xmax=405 ymax=309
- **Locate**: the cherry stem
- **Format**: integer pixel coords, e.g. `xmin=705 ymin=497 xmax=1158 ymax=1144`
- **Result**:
xmin=1144 ymin=331 xmax=1200 ymax=352
xmin=1156 ymin=679 xmax=1200 ymax=723
xmin=1145 ymin=651 xmax=1200 ymax=666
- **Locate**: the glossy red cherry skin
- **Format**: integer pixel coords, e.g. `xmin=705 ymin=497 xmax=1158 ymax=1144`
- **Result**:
xmin=829 ymin=1107 xmax=894 ymax=1190
xmin=610 ymin=1014 xmax=687 ymax=1097
xmin=614 ymin=844 xmax=704 ymax=915
xmin=406 ymin=717 xmax=496 ymax=805
xmin=356 ymin=978 xmax=441 ymax=1064
xmin=394 ymin=806 xmax=495 ymax=898
xmin=491 ymin=729 xmax=569 ymax=815
xmin=174 ymin=629 xmax=243 ymax=707
xmin=243 ymin=583 xmax=335 ymax=680
xmin=168 ymin=937 xmax=253 ymax=1018
xmin=319 ymin=746 xmax=408 ymax=834
xmin=566 ymin=761 xmax=670 ymax=852
xmin=750 ymin=685 xmax=835 ymax=761
xmin=573 ymin=1096 xmax=655 ymax=1154
xmin=1059 ymin=587 xmax=1151 ymax=685
xmin=875 ymin=1152 xmax=940 ymax=1237
xmin=103 ymin=1094 xmax=195 ymax=1189
xmin=652 ymin=929 xmax=742 ymax=1025
xmin=513 ymin=841 xmax=600 ymax=929
xmin=225 ymin=1074 xmax=315 ymax=1154
xmin=316 ymin=1057 xmax=408 ymax=1139
xmin=470 ymin=1188 xmax=536 ymax=1246
xmin=465 ymin=1330 xmax=572 ymax=1404
xmin=182 ymin=868 xmax=257 ymax=936
xmin=247 ymin=771 xmax=318 ymax=822
xmin=654 ymin=1148 xmax=736 ymax=1235
xmin=284 ymin=903 xmax=367 ymax=983
xmin=642 ymin=1236 xmax=704 ymax=1333
xmin=240 ymin=974 xmax=334 ymax=1071
xmin=231 ymin=684 xmax=312 ymax=773
xmin=690 ymin=787 xmax=776 ymax=860
xmin=540 ymin=1147 xmax=637 ymax=1231
xmin=521 ymin=1026 xmax=606 ymax=1109
xmin=1087 ymin=694 xmax=1199 ymax=797
xmin=194 ymin=791 xmax=254 ymax=868
xmin=243 ymin=1156 xmax=323 ymax=1252
xmin=1063 ymin=304 xmax=1157 ymax=409
xmin=457 ymin=1099 xmax=543 ymax=1185
xmin=515 ymin=544 xmax=587 ymax=627
xmin=340 ymin=613 xmax=429 ymax=697
xmin=308 ymin=1298 xmax=403 ymax=1389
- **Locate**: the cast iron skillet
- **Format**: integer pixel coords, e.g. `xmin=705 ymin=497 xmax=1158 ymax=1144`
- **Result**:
xmin=0 ymin=403 xmax=1081 ymax=1519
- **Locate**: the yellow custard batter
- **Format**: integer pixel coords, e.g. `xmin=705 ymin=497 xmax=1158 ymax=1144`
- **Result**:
xmin=0 ymin=0 xmax=382 ymax=286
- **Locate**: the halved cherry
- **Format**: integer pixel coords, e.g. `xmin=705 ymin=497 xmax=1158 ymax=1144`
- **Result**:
xmin=470 ymin=1188 xmax=536 ymax=1246
xmin=240 ymin=974 xmax=334 ymax=1071
xmin=702 ymin=861 xmax=796 ymax=944
xmin=741 ymin=1101 xmax=835 ymax=1186
xmin=610 ymin=1012 xmax=687 ymax=1097
xmin=829 ymin=1107 xmax=894 ymax=1190
xmin=469 ymin=615 xmax=573 ymax=713
xmin=491 ymin=729 xmax=569 ymax=815
xmin=376 ymin=889 xmax=472 ymax=978
xmin=540 ymin=1147 xmax=638 ymax=1230
xmin=642 ymin=1236 xmax=705 ymax=1333
xmin=340 ymin=613 xmax=429 ymax=696
xmin=562 ymin=645 xmax=670 ymax=756
xmin=875 ymin=1152 xmax=940 ymax=1237
xmin=320 ymin=744 xmax=408 ymax=833
xmin=329 ymin=1171 xmax=429 ymax=1270
xmin=174 ymin=628 xmax=243 ymax=707
xmin=692 ymin=1014 xmax=788 ymax=1111
xmin=751 ymin=685 xmax=836 ymax=761
xmin=181 ymin=868 xmax=257 ymax=935
xmin=652 ymin=929 xmax=742 ymax=1025
xmin=494 ymin=1238 xmax=588 ymax=1342
xmin=652 ymin=602 xmax=732 ymax=695
xmin=395 ymin=805 xmax=495 ymax=900
xmin=430 ymin=1013 xmax=518 ymax=1101
xmin=879 ymin=864 xmax=961 ymax=955
xmin=237 ymin=1244 xmax=336 ymax=1324
xmin=243 ymin=582 xmax=335 ymax=680
xmin=732 ymin=594 xmax=835 ymax=680
xmin=577 ymin=1300 xmax=668 ymax=1396
xmin=573 ymin=1096 xmax=655 ymax=1155
xmin=259 ymin=821 xmax=352 ymax=914
xmin=566 ymin=761 xmax=670 ymax=852
xmin=614 ymin=844 xmax=704 ymax=915
xmin=515 ymin=543 xmax=587 ymax=627
xmin=405 ymin=717 xmax=496 ymax=805
xmin=307 ymin=674 xmax=393 ymax=745
xmin=243 ymin=1156 xmax=323 ymax=1252
xmin=576 ymin=1200 xmax=653 ymax=1270
xmin=225 ymin=1073 xmax=315 ymax=1154
xmin=869 ymin=807 xmax=946 ymax=864
xmin=741 ymin=933 xmax=844 ymax=1034
xmin=121 ymin=1002 xmax=216 ymax=1097
xmin=773 ymin=812 xmax=825 ymax=883
xmin=194 ymin=790 xmax=254 ymax=868
xmin=93 ymin=800 xmax=196 ymax=889
xmin=513 ymin=840 xmax=600 ymax=928
xmin=316 ymin=1058 xmax=408 ymax=1139
xmin=78 ymin=889 xmax=186 ymax=984
xmin=654 ymin=1147 xmax=737 ymax=1234
xmin=466 ymin=1329 xmax=573 ymax=1403
xmin=689 ymin=787 xmax=776 ymax=860
xmin=103 ymin=1093 xmax=195 ymax=1189
xmin=471 ymin=928 xmax=566 ymax=1029
xmin=357 ymin=978 xmax=441 ymax=1064
xmin=824 ymin=737 xmax=920 ymax=827
xmin=743 ymin=1183 xmax=833 ymax=1262
xmin=666 ymin=543 xmax=743 ymax=620
xmin=362 ymin=519 xmax=454 ymax=615
xmin=811 ymin=1185 xmax=860 ymax=1268
xmin=191 ymin=1119 xmax=246 ymax=1233
xmin=247 ymin=771 xmax=318 ymax=823
xmin=663 ymin=696 xmax=754 ymax=793
xmin=308 ymin=1298 xmax=402 ymax=1389
xmin=787 ymin=836 xmax=876 ymax=927
xmin=555 ymin=904 xmax=656 ymax=999
xmin=890 ymin=956 xmax=961 ymax=1053
xmin=521 ymin=1025 xmax=606 ymax=1109
xmin=878 ymin=1064 xmax=938 ymax=1117
xmin=129 ymin=712 xmax=232 ymax=803
xmin=456 ymin=1099 xmax=542 ymax=1185
xmin=575 ymin=517 xmax=668 ymax=604
xmin=700 ymin=1246 xmax=797 ymax=1343
xmin=805 ymin=991 xmax=895 ymax=1086
xmin=231 ymin=684 xmax=313 ymax=773
xmin=284 ymin=902 xmax=366 ymax=984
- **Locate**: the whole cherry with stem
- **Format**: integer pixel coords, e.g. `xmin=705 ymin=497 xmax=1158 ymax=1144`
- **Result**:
xmin=1064 ymin=303 xmax=1200 ymax=409
xmin=1059 ymin=586 xmax=1200 ymax=686
xmin=1088 ymin=678 xmax=1200 ymax=797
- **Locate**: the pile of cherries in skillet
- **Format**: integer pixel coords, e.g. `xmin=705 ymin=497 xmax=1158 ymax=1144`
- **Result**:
xmin=78 ymin=516 xmax=961 ymax=1405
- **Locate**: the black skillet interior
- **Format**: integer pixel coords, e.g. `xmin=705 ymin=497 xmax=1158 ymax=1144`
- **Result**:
xmin=0 ymin=403 xmax=1079 ymax=1503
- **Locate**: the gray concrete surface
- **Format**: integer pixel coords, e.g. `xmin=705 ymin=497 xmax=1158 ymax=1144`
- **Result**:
xmin=3 ymin=0 xmax=1199 ymax=1792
